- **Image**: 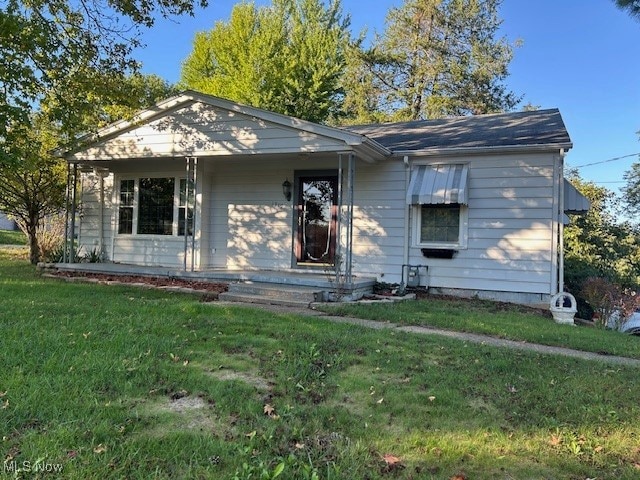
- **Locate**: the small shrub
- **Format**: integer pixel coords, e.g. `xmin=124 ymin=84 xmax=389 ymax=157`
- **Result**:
xmin=581 ymin=277 xmax=640 ymax=329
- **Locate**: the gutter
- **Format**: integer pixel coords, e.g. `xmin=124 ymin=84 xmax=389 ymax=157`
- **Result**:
xmin=391 ymin=142 xmax=573 ymax=157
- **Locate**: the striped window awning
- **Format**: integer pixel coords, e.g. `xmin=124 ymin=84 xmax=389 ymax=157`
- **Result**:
xmin=406 ymin=164 xmax=469 ymax=205
xmin=563 ymin=179 xmax=590 ymax=214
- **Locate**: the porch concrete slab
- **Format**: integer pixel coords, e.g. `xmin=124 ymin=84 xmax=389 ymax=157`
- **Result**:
xmin=47 ymin=262 xmax=377 ymax=291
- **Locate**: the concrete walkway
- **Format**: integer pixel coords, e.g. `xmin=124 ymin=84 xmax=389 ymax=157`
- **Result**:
xmin=216 ymin=301 xmax=640 ymax=368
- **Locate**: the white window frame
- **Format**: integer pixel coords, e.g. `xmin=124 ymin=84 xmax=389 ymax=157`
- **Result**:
xmin=115 ymin=175 xmax=189 ymax=237
xmin=413 ymin=203 xmax=469 ymax=249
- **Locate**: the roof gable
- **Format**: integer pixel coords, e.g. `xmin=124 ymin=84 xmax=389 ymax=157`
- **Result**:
xmin=65 ymin=91 xmax=389 ymax=161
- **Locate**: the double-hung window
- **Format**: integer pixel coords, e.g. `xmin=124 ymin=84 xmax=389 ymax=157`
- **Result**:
xmin=118 ymin=180 xmax=135 ymax=234
xmin=117 ymin=177 xmax=193 ymax=236
xmin=178 ymin=179 xmax=194 ymax=236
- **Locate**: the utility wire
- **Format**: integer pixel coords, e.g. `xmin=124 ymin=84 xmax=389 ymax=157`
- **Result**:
xmin=575 ymin=152 xmax=640 ymax=168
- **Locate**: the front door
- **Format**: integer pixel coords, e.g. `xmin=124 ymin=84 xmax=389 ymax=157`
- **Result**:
xmin=295 ymin=174 xmax=338 ymax=266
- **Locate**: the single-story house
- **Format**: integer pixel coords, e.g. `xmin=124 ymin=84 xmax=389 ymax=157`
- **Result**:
xmin=60 ymin=91 xmax=589 ymax=305
xmin=0 ymin=212 xmax=17 ymax=231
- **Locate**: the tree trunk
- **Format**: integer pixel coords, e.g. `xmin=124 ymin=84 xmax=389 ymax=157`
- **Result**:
xmin=26 ymin=220 xmax=39 ymax=264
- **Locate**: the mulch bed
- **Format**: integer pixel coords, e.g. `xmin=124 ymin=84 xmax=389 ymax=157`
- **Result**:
xmin=50 ymin=270 xmax=228 ymax=297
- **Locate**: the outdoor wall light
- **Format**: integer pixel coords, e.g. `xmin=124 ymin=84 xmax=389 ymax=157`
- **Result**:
xmin=282 ymin=179 xmax=292 ymax=201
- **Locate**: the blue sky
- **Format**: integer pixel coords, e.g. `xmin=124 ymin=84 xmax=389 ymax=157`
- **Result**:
xmin=134 ymin=0 xmax=640 ymax=192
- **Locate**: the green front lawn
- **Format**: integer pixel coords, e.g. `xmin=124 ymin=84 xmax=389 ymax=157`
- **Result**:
xmin=2 ymin=249 xmax=640 ymax=479
xmin=320 ymin=295 xmax=640 ymax=359
xmin=0 ymin=229 xmax=25 ymax=245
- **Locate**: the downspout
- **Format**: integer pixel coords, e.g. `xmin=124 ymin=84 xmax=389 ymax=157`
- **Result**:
xmin=336 ymin=153 xmax=343 ymax=285
xmin=558 ymin=148 xmax=566 ymax=294
xmin=403 ymin=155 xmax=411 ymax=284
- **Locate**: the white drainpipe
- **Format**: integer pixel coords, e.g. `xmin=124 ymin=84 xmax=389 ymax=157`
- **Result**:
xmin=558 ymin=148 xmax=566 ymax=294
xmin=403 ymin=155 xmax=410 ymax=283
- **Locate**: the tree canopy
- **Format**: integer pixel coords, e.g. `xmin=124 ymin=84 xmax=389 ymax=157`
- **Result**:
xmin=1 ymin=0 xmax=206 ymax=164
xmin=615 ymin=0 xmax=640 ymax=20
xmin=180 ymin=0 xmax=351 ymax=123
xmin=0 ymin=74 xmax=176 ymax=264
xmin=343 ymin=0 xmax=519 ymax=123
xmin=564 ymin=173 xmax=640 ymax=294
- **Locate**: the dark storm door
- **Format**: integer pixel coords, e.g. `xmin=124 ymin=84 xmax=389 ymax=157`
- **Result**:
xmin=295 ymin=175 xmax=339 ymax=266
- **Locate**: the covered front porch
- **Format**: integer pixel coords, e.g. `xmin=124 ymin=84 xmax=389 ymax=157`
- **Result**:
xmin=60 ymin=91 xmax=391 ymax=295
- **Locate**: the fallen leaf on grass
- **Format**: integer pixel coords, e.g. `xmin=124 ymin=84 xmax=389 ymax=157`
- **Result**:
xmin=382 ymin=453 xmax=401 ymax=466
xmin=93 ymin=444 xmax=107 ymax=454
xmin=376 ymin=397 xmax=384 ymax=404
xmin=264 ymin=403 xmax=275 ymax=417
xmin=1 ymin=399 xmax=8 ymax=409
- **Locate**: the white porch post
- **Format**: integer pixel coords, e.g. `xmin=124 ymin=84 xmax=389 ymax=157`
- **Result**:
xmin=63 ymin=162 xmax=71 ymax=263
xmin=184 ymin=156 xmax=197 ymax=271
xmin=336 ymin=152 xmax=355 ymax=286
xmin=345 ymin=153 xmax=355 ymax=286
xmin=69 ymin=163 xmax=78 ymax=263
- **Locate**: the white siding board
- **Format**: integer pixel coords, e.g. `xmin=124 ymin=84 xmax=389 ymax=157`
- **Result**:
xmin=393 ymin=152 xmax=558 ymax=295
xmin=73 ymin=102 xmax=351 ymax=160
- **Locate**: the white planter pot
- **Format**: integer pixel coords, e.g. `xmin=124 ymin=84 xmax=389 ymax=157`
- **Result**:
xmin=550 ymin=292 xmax=577 ymax=325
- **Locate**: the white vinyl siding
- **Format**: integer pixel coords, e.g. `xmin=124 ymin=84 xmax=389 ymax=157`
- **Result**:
xmin=70 ymin=102 xmax=352 ymax=161
xmin=403 ymin=154 xmax=558 ymax=295
xmin=77 ymin=173 xmax=114 ymax=257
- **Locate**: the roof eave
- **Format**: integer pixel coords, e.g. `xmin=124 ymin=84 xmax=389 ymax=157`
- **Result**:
xmin=391 ymin=142 xmax=573 ymax=157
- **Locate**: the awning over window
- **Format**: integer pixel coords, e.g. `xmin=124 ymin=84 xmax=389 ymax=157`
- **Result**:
xmin=563 ymin=179 xmax=590 ymax=214
xmin=406 ymin=164 xmax=469 ymax=205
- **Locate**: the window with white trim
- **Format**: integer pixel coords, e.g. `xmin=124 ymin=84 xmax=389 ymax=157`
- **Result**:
xmin=117 ymin=177 xmax=193 ymax=236
xmin=118 ymin=179 xmax=135 ymax=234
xmin=414 ymin=203 xmax=468 ymax=248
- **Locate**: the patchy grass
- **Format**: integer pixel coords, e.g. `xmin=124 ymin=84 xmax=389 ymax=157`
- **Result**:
xmin=0 ymin=229 xmax=25 ymax=245
xmin=2 ymin=250 xmax=640 ymax=479
xmin=319 ymin=295 xmax=640 ymax=359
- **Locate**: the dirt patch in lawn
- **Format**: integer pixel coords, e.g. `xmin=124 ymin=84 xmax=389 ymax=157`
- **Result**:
xmin=206 ymin=369 xmax=273 ymax=393
xmin=141 ymin=393 xmax=217 ymax=434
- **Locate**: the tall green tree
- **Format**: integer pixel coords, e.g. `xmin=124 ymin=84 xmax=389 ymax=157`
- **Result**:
xmin=344 ymin=0 xmax=519 ymax=122
xmin=622 ymin=159 xmax=640 ymax=216
xmin=615 ymin=0 xmax=640 ymax=20
xmin=0 ymin=74 xmax=176 ymax=264
xmin=1 ymin=0 xmax=207 ymax=164
xmin=564 ymin=173 xmax=640 ymax=293
xmin=180 ymin=0 xmax=351 ymax=123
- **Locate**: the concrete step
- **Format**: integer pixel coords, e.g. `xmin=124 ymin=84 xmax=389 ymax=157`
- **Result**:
xmin=217 ymin=292 xmax=315 ymax=308
xmin=226 ymin=282 xmax=326 ymax=303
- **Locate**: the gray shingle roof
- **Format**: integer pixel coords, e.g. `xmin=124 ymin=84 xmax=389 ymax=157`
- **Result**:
xmin=344 ymin=108 xmax=572 ymax=153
